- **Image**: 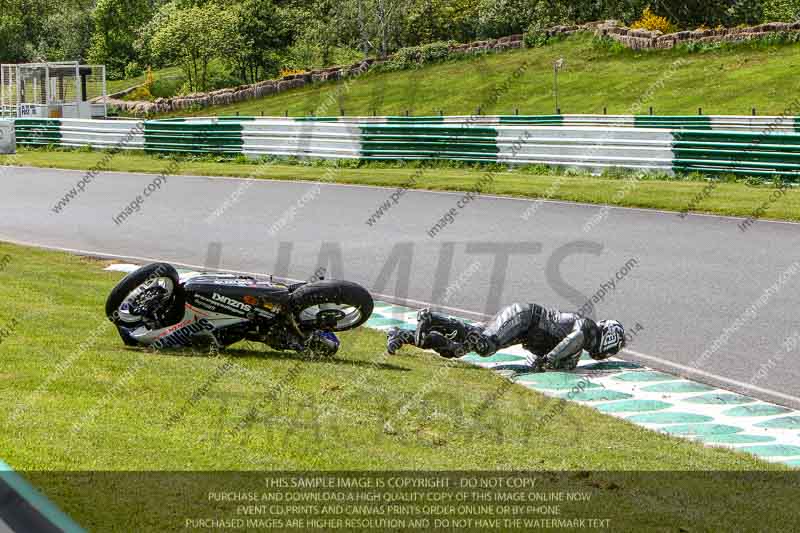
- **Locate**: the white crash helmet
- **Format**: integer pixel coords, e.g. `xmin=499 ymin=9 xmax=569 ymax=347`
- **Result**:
xmin=598 ymin=320 xmax=625 ymax=356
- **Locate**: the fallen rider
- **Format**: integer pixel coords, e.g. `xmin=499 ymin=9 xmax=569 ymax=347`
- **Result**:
xmin=386 ymin=303 xmax=625 ymax=371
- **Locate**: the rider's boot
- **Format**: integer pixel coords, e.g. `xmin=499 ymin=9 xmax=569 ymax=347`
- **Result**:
xmin=415 ymin=308 xmax=492 ymax=357
xmin=417 ymin=331 xmax=464 ymax=358
xmin=386 ymin=327 xmax=415 ymax=354
xmin=415 ymin=308 xmax=471 ymax=347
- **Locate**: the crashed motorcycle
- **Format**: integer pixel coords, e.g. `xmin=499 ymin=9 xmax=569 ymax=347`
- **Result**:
xmin=105 ymin=263 xmax=373 ymax=356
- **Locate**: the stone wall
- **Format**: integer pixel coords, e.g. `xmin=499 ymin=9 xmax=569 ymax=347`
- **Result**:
xmin=552 ymin=19 xmax=800 ymax=50
xmin=104 ymin=20 xmax=800 ymax=116
xmin=102 ymin=35 xmax=524 ymax=116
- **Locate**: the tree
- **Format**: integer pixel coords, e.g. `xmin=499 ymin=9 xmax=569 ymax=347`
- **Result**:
xmin=763 ymin=0 xmax=800 ymax=21
xmin=222 ymin=0 xmax=295 ymax=83
xmin=0 ymin=3 xmax=28 ymax=63
xmin=87 ymin=0 xmax=160 ymax=78
xmin=402 ymin=0 xmax=480 ymax=45
xmin=149 ymin=1 xmax=235 ymax=92
xmin=41 ymin=0 xmax=95 ymax=61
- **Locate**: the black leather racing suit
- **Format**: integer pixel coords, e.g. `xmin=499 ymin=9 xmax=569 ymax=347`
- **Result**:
xmin=417 ymin=303 xmax=604 ymax=370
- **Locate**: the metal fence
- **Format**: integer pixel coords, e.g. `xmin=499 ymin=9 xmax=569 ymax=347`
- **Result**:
xmin=13 ymin=115 xmax=800 ymax=179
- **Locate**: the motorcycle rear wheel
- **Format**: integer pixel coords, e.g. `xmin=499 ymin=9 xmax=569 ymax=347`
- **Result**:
xmin=290 ymin=280 xmax=373 ymax=332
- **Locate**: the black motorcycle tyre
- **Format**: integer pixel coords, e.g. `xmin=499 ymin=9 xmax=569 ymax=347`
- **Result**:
xmin=290 ymin=280 xmax=373 ymax=332
xmin=105 ymin=262 xmax=185 ymax=329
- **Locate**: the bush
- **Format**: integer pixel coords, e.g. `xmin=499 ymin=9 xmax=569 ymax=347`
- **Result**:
xmin=123 ymin=85 xmax=154 ymax=101
xmin=523 ymin=30 xmax=550 ymax=48
xmin=419 ymin=41 xmax=452 ymax=63
xmin=124 ymin=61 xmax=144 ymax=79
xmin=150 ymin=76 xmax=185 ymax=99
xmin=523 ymin=2 xmax=572 ymax=48
xmin=631 ymin=7 xmax=677 ymax=33
xmin=378 ymin=41 xmax=455 ymax=71
xmin=763 ymin=0 xmax=800 ymax=21
xmin=590 ymin=35 xmax=628 ymax=54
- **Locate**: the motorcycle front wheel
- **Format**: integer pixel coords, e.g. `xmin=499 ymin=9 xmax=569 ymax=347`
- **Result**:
xmin=290 ymin=280 xmax=373 ymax=332
xmin=105 ymin=262 xmax=185 ymax=329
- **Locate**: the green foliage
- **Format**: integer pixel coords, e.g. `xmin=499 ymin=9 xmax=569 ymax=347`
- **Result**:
xmin=377 ymin=41 xmax=456 ymax=71
xmin=673 ymin=30 xmax=800 ymax=53
xmin=762 ymin=0 xmax=800 ymax=20
xmin=223 ymin=0 xmax=296 ymax=83
xmin=123 ymin=85 xmax=154 ymax=101
xmin=3 ymin=0 xmax=800 ymax=99
xmin=124 ymin=61 xmax=144 ymax=79
xmin=477 ymin=0 xmax=537 ymax=37
xmin=87 ymin=0 xmax=157 ymax=79
xmin=522 ymin=1 xmax=573 ymax=48
xmin=650 ymin=1 xmax=763 ymax=28
xmin=589 ymin=35 xmax=629 ymax=54
xmin=149 ymin=2 xmax=238 ymax=92
xmin=401 ymin=0 xmax=481 ymax=44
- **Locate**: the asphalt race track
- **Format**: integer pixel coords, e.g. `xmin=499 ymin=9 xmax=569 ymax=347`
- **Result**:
xmin=2 ymin=166 xmax=799 ymax=407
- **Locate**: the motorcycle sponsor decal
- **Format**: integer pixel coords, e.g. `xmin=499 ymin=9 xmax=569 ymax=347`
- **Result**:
xmin=206 ymin=278 xmax=257 ymax=286
xmin=153 ymin=318 xmax=216 ymax=349
xmin=191 ymin=293 xmax=252 ymax=316
xmin=243 ymin=295 xmax=258 ymax=305
xmin=191 ymin=297 xmax=218 ymax=313
xmin=252 ymin=307 xmax=277 ymax=319
xmin=212 ymin=292 xmax=253 ymax=313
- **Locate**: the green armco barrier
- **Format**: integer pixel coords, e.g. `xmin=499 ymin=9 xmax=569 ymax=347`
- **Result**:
xmin=673 ymin=130 xmax=800 ymax=143
xmin=498 ymin=115 xmax=564 ymax=124
xmin=11 ymin=116 xmax=800 ymax=180
xmin=635 ymin=115 xmax=712 ymax=129
xmin=385 ymin=115 xmax=446 ymax=122
xmin=672 ymin=129 xmax=800 ymax=178
xmin=360 ymin=123 xmax=498 ymax=160
xmin=14 ymin=118 xmax=63 ymax=144
xmin=143 ymin=121 xmax=244 ymax=153
xmin=294 ymin=116 xmax=339 ymax=122
xmin=360 ymin=124 xmax=497 ymax=136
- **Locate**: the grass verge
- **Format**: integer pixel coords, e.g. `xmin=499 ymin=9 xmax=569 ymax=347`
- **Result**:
xmin=0 ymin=241 xmax=797 ymax=531
xmin=146 ymin=34 xmax=800 ymax=118
xmin=3 ymin=147 xmax=800 ymax=222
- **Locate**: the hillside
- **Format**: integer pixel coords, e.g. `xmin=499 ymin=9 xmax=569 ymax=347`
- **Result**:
xmin=150 ymin=34 xmax=800 ymax=118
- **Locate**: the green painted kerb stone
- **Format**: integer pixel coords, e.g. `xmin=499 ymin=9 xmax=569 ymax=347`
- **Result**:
xmin=700 ymin=434 xmax=776 ymax=444
xmin=515 ymin=373 xmax=600 ymax=391
xmin=662 ymin=424 xmax=742 ymax=436
xmin=595 ymin=400 xmax=672 ymax=413
xmin=461 ymin=353 xmax=526 ymax=364
xmin=612 ymin=371 xmax=676 ymax=382
xmin=627 ymin=412 xmax=713 ymax=424
xmin=684 ymin=393 xmax=754 ymax=405
xmin=723 ymin=405 xmax=792 ymax=417
xmin=580 ymin=361 xmax=641 ymax=371
xmin=641 ymin=381 xmax=714 ymax=393
xmin=366 ymin=317 xmax=408 ymax=328
xmin=738 ymin=444 xmax=800 ymax=457
xmin=373 ymin=305 xmax=413 ymax=315
xmin=754 ymin=416 xmax=800 ymax=429
xmin=561 ymin=389 xmax=632 ymax=402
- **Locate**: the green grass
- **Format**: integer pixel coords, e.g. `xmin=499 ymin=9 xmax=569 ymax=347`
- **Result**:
xmin=4 ymin=147 xmax=800 ymax=222
xmin=151 ymin=34 xmax=800 ymax=118
xmin=106 ymin=66 xmax=185 ymax=97
xmin=0 ymin=241 xmax=797 ymax=531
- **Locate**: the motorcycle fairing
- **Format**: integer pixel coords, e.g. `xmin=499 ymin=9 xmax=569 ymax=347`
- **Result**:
xmin=122 ymin=303 xmax=248 ymax=348
xmin=183 ymin=274 xmax=290 ymax=319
